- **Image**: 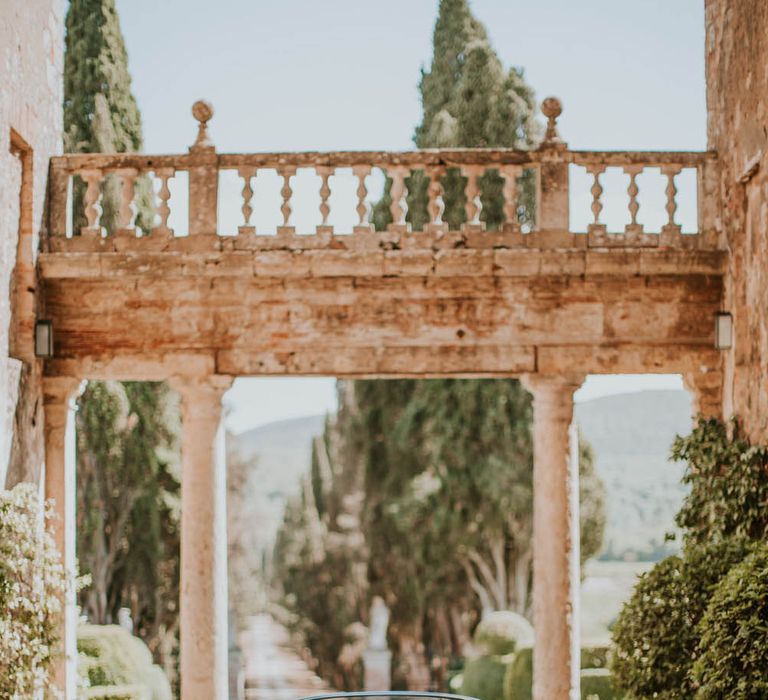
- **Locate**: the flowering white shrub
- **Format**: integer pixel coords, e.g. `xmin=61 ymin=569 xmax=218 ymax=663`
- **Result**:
xmin=0 ymin=483 xmax=68 ymax=698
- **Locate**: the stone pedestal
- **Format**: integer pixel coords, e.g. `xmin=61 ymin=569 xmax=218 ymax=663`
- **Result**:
xmin=43 ymin=377 xmax=83 ymax=700
xmin=363 ymin=649 xmax=392 ymax=691
xmin=172 ymin=375 xmax=233 ymax=700
xmin=522 ymin=374 xmax=583 ymax=700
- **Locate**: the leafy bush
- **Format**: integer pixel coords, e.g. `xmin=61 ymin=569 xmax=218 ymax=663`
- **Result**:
xmin=474 ymin=611 xmax=534 ymax=656
xmin=671 ymin=418 xmax=768 ymax=545
xmin=502 ymin=646 xmax=615 ymax=700
xmin=580 ymin=645 xmax=610 ymax=670
xmin=78 ymin=624 xmax=171 ymax=700
xmin=580 ymin=668 xmax=621 ymax=699
xmin=611 ymin=539 xmax=750 ymax=698
xmin=462 ymin=655 xmax=509 ymax=700
xmin=691 ymin=543 xmax=768 ymax=698
xmin=0 ymin=484 xmax=68 ymax=698
xmin=502 ymin=646 xmax=532 ymax=700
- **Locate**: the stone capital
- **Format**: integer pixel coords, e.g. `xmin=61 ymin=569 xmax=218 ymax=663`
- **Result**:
xmin=42 ymin=376 xmax=85 ymax=406
xmin=169 ymin=374 xmax=233 ymax=399
xmin=520 ymin=373 xmax=584 ymax=400
xmin=169 ymin=374 xmax=233 ymax=424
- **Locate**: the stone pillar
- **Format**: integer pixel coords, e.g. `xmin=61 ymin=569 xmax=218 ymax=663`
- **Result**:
xmin=43 ymin=376 xmax=83 ymax=700
xmin=521 ymin=374 xmax=584 ymax=700
xmin=171 ymin=375 xmax=233 ymax=700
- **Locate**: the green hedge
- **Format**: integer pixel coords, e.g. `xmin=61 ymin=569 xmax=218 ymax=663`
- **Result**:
xmin=691 ymin=543 xmax=768 ymax=698
xmin=502 ymin=646 xmax=532 ymax=700
xmin=461 ymin=655 xmax=509 ymax=700
xmin=610 ymin=539 xmax=750 ymax=699
xmin=78 ymin=624 xmax=171 ymax=700
xmin=580 ymin=645 xmax=610 ymax=670
xmin=474 ymin=611 xmax=534 ymax=656
xmin=580 ymin=668 xmax=621 ymax=699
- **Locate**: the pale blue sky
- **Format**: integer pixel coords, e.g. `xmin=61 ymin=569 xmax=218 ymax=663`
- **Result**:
xmin=115 ymin=0 xmax=702 ymax=432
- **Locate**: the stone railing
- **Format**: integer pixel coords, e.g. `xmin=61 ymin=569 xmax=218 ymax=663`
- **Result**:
xmin=46 ymin=99 xmax=720 ymax=253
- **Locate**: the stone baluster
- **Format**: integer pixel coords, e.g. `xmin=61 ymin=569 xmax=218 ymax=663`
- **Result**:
xmin=426 ymin=166 xmax=446 ymax=233
xmin=49 ymin=160 xmax=71 ymax=240
xmin=113 ymin=167 xmax=138 ymax=236
xmin=152 ymin=167 xmax=175 ymax=237
xmin=624 ymin=164 xmax=643 ymax=235
xmin=661 ymin=165 xmax=682 ymax=239
xmin=277 ymin=166 xmax=296 ymax=236
xmin=79 ymin=169 xmax=103 ymax=237
xmin=585 ymin=165 xmax=606 ymax=234
xmin=353 ymin=165 xmax=372 ymax=232
xmin=316 ymin=165 xmax=333 ymax=234
xmin=170 ymin=375 xmax=233 ymax=700
xmin=501 ymin=165 xmax=521 ymax=232
xmin=387 ymin=166 xmax=410 ymax=232
xmin=188 ymin=100 xmax=219 ymax=236
xmin=44 ymin=377 xmax=85 ymax=700
xmin=461 ymin=165 xmax=484 ymax=230
xmin=537 ymin=97 xmax=568 ymax=233
xmin=521 ymin=373 xmax=584 ymax=700
xmin=237 ymin=166 xmax=257 ymax=236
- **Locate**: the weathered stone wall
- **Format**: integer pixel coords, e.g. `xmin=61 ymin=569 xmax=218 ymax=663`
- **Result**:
xmin=0 ymin=0 xmax=63 ymax=486
xmin=706 ymin=0 xmax=768 ymax=441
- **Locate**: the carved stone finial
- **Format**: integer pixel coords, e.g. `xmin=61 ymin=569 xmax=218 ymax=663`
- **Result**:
xmin=541 ymin=96 xmax=563 ymax=145
xmin=190 ymin=99 xmax=215 ymax=152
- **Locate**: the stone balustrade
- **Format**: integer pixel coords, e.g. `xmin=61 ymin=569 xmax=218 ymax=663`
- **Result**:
xmin=46 ymin=99 xmax=720 ymax=255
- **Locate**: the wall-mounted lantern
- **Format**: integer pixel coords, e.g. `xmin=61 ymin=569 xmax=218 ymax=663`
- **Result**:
xmin=34 ymin=320 xmax=54 ymax=359
xmin=715 ymin=312 xmax=733 ymax=350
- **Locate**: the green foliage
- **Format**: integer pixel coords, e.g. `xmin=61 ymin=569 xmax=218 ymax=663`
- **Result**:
xmin=0 ymin=484 xmax=68 ymax=697
xmin=502 ymin=646 xmax=532 ymax=700
xmin=64 ymin=0 xmax=153 ymax=234
xmin=461 ymin=655 xmax=509 ymax=700
xmin=691 ymin=543 xmax=768 ymax=698
xmin=273 ymin=388 xmax=368 ymax=690
xmin=613 ymin=418 xmax=768 ymax=699
xmin=671 ymin=418 xmax=768 ymax=545
xmin=579 ymin=668 xmax=621 ymax=700
xmin=76 ymin=381 xmax=179 ymax=683
xmin=77 ymin=624 xmax=171 ymax=700
xmin=474 ymin=611 xmax=533 ymax=656
xmin=611 ymin=538 xmax=750 ymax=698
xmin=580 ymin=645 xmax=611 ymax=670
xmin=372 ymin=0 xmax=539 ymax=232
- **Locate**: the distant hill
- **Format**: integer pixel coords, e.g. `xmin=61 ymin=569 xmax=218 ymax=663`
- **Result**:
xmin=227 ymin=414 xmax=327 ymax=550
xmin=575 ymin=390 xmax=693 ymax=558
xmin=228 ymin=390 xmax=694 ymax=561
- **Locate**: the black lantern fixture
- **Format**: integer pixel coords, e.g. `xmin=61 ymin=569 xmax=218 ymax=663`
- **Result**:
xmin=34 ymin=320 xmax=54 ymax=359
xmin=715 ymin=311 xmax=733 ymax=350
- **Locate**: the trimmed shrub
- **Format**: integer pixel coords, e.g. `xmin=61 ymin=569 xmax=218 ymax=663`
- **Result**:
xmin=474 ymin=611 xmax=534 ymax=656
xmin=580 ymin=668 xmax=620 ymax=699
xmin=580 ymin=645 xmax=610 ymax=670
xmin=691 ymin=543 xmax=768 ymax=698
xmin=78 ymin=624 xmax=171 ymax=700
xmin=502 ymin=646 xmax=532 ymax=700
xmin=461 ymin=655 xmax=509 ymax=700
xmin=611 ymin=539 xmax=750 ymax=699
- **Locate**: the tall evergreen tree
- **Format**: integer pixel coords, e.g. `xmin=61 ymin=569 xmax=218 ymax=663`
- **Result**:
xmin=64 ymin=0 xmax=153 ymax=234
xmin=64 ymin=0 xmax=179 ymax=683
xmin=373 ymin=0 xmax=539 ymax=231
xmin=278 ymin=1 xmax=605 ymax=690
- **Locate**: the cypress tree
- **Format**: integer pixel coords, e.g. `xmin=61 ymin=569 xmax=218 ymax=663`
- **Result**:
xmin=64 ymin=0 xmax=153 ymax=234
xmin=349 ymin=1 xmax=603 ymax=687
xmin=64 ymin=0 xmax=179 ymax=682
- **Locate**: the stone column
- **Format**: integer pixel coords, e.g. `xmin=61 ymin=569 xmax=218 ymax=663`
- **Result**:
xmin=521 ymin=374 xmax=584 ymax=700
xmin=171 ymin=375 xmax=233 ymax=700
xmin=43 ymin=376 xmax=83 ymax=700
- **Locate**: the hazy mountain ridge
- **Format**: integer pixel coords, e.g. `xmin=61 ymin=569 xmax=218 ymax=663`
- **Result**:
xmin=228 ymin=390 xmax=693 ymax=560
